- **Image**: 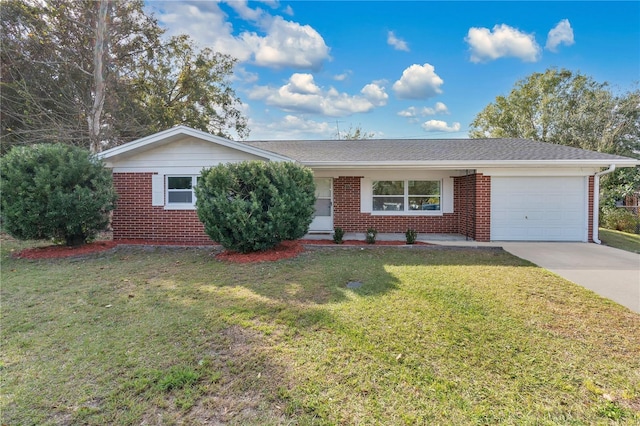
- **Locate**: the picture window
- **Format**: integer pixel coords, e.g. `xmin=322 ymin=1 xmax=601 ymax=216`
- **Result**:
xmin=372 ymin=180 xmax=441 ymax=212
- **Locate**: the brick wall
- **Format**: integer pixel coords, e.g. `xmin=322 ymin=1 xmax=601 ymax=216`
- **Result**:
xmin=451 ymin=173 xmax=491 ymax=242
xmin=454 ymin=174 xmax=474 ymax=239
xmin=332 ymin=176 xmax=459 ymax=234
xmin=112 ymin=173 xmax=214 ymax=244
xmin=113 ymin=172 xmax=494 ymax=243
xmin=474 ymin=174 xmax=491 ymax=242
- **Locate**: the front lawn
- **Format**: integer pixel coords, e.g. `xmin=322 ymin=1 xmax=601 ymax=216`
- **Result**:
xmin=599 ymin=228 xmax=640 ymax=253
xmin=2 ymin=237 xmax=639 ymax=425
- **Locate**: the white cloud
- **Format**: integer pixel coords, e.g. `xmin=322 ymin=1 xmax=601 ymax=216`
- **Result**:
xmin=392 ymin=63 xmax=444 ymax=99
xmin=257 ymin=0 xmax=279 ymax=7
xmin=387 ymin=31 xmax=409 ymax=51
xmin=398 ymin=102 xmax=449 ymax=119
xmin=224 ymin=0 xmax=264 ymax=21
xmin=150 ymin=2 xmax=253 ymax=60
xmin=546 ymin=19 xmax=574 ymax=52
xmin=287 ymin=73 xmax=321 ymax=94
xmin=434 ymin=102 xmax=449 ymax=114
xmin=421 ymin=120 xmax=461 ymax=132
xmin=398 ymin=107 xmax=418 ymax=118
xmin=333 ymin=71 xmax=352 ymax=81
xmin=465 ymin=24 xmax=541 ymax=63
xmin=231 ymin=66 xmax=259 ymax=84
xmin=361 ymin=83 xmax=389 ymax=106
xmin=148 ymin=1 xmax=330 ymax=71
xmin=248 ymin=73 xmax=388 ymax=116
xmin=250 ymin=115 xmax=333 ymax=139
xmin=242 ymin=16 xmax=330 ymax=70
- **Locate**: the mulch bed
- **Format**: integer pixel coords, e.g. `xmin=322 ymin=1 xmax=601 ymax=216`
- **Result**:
xmin=13 ymin=238 xmax=430 ymax=262
xmin=302 ymin=239 xmax=429 ymax=246
xmin=14 ymin=240 xmax=120 ymax=260
xmin=216 ymin=240 xmax=305 ymax=263
xmin=12 ymin=239 xmax=212 ymax=260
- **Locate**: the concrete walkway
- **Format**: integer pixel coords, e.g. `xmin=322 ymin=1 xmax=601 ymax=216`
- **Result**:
xmin=305 ymin=233 xmax=640 ymax=313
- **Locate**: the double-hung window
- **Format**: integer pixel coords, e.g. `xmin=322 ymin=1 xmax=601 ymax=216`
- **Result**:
xmin=372 ymin=180 xmax=441 ymax=212
xmin=166 ymin=176 xmax=198 ymax=206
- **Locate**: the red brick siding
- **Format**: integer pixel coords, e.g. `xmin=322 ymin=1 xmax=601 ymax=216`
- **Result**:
xmin=113 ymin=172 xmax=493 ymax=242
xmin=474 ymin=174 xmax=491 ymax=242
xmin=454 ymin=174 xmax=475 ymax=239
xmin=332 ymin=176 xmax=459 ymax=233
xmin=112 ymin=173 xmax=214 ymax=244
xmin=451 ymin=173 xmax=491 ymax=242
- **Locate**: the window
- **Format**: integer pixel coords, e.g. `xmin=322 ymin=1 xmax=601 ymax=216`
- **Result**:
xmin=372 ymin=180 xmax=440 ymax=212
xmin=372 ymin=180 xmax=404 ymax=211
xmin=408 ymin=180 xmax=440 ymax=211
xmin=167 ymin=176 xmax=197 ymax=206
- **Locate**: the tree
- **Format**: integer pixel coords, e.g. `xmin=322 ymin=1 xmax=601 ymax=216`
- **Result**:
xmin=470 ymin=68 xmax=640 ymax=203
xmin=470 ymin=68 xmax=640 ymax=157
xmin=1 ymin=0 xmax=160 ymax=152
xmin=195 ymin=161 xmax=316 ymax=253
xmin=335 ymin=124 xmax=375 ymax=140
xmin=0 ymin=144 xmax=117 ymax=246
xmin=130 ymin=34 xmax=249 ymax=140
xmin=0 ymin=0 xmax=248 ymax=153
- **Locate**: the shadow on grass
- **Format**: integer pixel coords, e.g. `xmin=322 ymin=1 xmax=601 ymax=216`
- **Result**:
xmin=201 ymin=245 xmax=532 ymax=305
xmin=0 ymin=243 xmax=543 ymax=423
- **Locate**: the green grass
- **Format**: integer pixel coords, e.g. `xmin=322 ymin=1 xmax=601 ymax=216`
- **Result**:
xmin=599 ymin=228 xmax=640 ymax=253
xmin=2 ymin=236 xmax=639 ymax=425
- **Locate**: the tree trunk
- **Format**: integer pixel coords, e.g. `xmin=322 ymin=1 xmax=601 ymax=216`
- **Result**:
xmin=88 ymin=0 xmax=110 ymax=153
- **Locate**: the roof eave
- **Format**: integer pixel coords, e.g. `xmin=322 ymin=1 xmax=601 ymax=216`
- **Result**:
xmin=301 ymin=159 xmax=640 ymax=169
xmin=98 ymin=126 xmax=294 ymax=163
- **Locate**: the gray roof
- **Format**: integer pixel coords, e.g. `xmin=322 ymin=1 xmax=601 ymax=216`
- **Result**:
xmin=243 ymin=138 xmax=635 ymax=164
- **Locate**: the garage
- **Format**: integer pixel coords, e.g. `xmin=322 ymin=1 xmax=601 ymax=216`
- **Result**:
xmin=490 ymin=176 xmax=588 ymax=241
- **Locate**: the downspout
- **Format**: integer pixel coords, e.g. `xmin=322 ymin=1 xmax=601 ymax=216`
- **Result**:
xmin=593 ymin=164 xmax=616 ymax=244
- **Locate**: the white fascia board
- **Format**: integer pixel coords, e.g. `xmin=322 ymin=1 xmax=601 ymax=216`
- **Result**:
xmin=302 ymin=159 xmax=640 ymax=169
xmin=98 ymin=125 xmax=294 ymax=163
xmin=478 ymin=167 xmax=601 ymax=177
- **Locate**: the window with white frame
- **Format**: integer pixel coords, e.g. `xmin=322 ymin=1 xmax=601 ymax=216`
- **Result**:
xmin=166 ymin=176 xmax=198 ymax=206
xmin=372 ymin=180 xmax=441 ymax=212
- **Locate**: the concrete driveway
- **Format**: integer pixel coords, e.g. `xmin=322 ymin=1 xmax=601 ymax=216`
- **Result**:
xmin=500 ymin=243 xmax=640 ymax=313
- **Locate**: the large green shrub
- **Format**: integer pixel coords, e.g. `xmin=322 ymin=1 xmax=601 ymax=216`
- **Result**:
xmin=601 ymin=207 xmax=640 ymax=234
xmin=196 ymin=161 xmax=316 ymax=253
xmin=0 ymin=144 xmax=117 ymax=246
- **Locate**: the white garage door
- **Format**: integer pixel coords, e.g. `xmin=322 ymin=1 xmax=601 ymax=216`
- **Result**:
xmin=491 ymin=176 xmax=588 ymax=241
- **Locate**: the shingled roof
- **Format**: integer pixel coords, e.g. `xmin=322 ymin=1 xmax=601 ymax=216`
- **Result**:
xmin=243 ymin=138 xmax=636 ymax=166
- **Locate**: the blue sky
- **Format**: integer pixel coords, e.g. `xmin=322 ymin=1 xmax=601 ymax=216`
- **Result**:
xmin=145 ymin=1 xmax=640 ymax=140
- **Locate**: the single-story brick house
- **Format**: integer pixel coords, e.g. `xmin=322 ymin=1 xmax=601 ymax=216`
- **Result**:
xmin=99 ymin=125 xmax=639 ymax=244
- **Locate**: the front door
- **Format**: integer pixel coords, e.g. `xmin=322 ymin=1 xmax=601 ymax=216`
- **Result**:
xmin=309 ymin=178 xmax=333 ymax=232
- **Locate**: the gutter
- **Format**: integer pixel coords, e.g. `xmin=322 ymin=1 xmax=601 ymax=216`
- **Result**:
xmin=301 ymin=159 xmax=638 ymax=169
xmin=592 ymin=164 xmax=616 ymax=244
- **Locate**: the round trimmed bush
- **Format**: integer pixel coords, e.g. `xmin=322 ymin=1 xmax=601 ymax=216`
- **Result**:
xmin=195 ymin=161 xmax=316 ymax=253
xmin=1 ymin=144 xmax=117 ymax=246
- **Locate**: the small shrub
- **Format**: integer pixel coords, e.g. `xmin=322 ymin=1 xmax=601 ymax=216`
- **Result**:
xmin=0 ymin=144 xmax=117 ymax=246
xmin=405 ymin=228 xmax=417 ymax=244
xmin=196 ymin=161 xmax=316 ymax=253
xmin=333 ymin=227 xmax=345 ymax=244
xmin=365 ymin=228 xmax=377 ymax=244
xmin=601 ymin=208 xmax=640 ymax=234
